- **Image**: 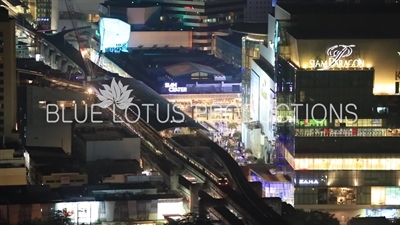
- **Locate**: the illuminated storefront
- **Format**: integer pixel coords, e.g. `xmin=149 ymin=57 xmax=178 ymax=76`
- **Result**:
xmin=49 ymin=199 xmax=184 ymax=223
xmin=295 ymin=119 xmax=400 ymax=137
xmin=250 ymin=171 xmax=294 ymax=205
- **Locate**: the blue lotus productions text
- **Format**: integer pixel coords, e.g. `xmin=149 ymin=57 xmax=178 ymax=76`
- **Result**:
xmin=277 ymin=103 xmax=358 ymax=123
xmin=45 ymin=103 xmax=186 ymax=124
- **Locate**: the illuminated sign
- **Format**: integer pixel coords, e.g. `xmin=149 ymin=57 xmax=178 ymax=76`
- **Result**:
xmin=299 ymin=179 xmax=318 ymax=185
xmin=164 ymin=82 xmax=187 ymax=93
xmin=309 ymin=45 xmax=365 ymax=70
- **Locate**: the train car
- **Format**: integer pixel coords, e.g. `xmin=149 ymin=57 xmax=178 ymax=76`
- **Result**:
xmin=218 ymin=177 xmax=229 ymax=186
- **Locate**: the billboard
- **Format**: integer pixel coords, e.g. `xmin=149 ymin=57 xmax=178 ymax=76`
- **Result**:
xmin=99 ymin=18 xmax=131 ymax=53
xmin=259 ymin=70 xmax=275 ymax=140
xmin=292 ymin=39 xmax=400 ymax=95
xmin=250 ymin=71 xmax=260 ymax=121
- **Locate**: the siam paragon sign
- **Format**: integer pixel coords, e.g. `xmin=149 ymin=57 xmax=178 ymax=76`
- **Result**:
xmin=309 ymin=45 xmax=365 ymax=70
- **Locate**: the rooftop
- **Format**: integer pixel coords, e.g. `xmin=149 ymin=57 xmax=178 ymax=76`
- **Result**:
xmin=165 ymin=62 xmax=224 ymax=77
xmin=25 ymin=146 xmax=73 ymax=165
xmin=101 ymin=2 xmax=158 ymax=8
xmin=75 ymin=126 xmax=135 ymax=141
xmin=94 ymin=159 xmax=142 ymax=176
xmin=93 ymin=78 xmax=205 ymax=132
xmin=0 ymin=185 xmax=180 ymax=204
xmin=252 ymin=59 xmax=274 ymax=80
xmin=43 ymin=27 xmax=116 ymax=77
xmin=0 ymin=141 xmax=22 ymax=151
xmin=231 ymin=22 xmax=268 ymax=35
xmin=249 ymin=164 xmax=291 ymax=182
xmin=277 ymin=3 xmax=400 ymax=15
xmin=218 ymin=33 xmax=245 ymax=48
xmin=89 ymin=182 xmax=154 ymax=191
xmin=36 ymin=163 xmax=82 ymax=175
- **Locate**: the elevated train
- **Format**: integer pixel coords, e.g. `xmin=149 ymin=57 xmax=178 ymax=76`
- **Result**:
xmin=112 ymin=103 xmax=231 ymax=187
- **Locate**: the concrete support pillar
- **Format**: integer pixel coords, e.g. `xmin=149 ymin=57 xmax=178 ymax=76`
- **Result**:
xmin=50 ymin=52 xmax=56 ymax=68
xmin=55 ymin=54 xmax=61 ymax=69
xmin=189 ymin=183 xmax=203 ymax=212
xmin=170 ymin=170 xmax=180 ymax=191
xmin=104 ymin=201 xmax=115 ymax=221
xmin=61 ymin=59 xmax=68 ymax=72
xmin=41 ymin=43 xmax=47 ymax=56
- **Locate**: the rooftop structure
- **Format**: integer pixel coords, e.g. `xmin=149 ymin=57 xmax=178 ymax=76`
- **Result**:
xmin=94 ymin=159 xmax=142 ymax=179
xmin=75 ymin=125 xmax=134 ymax=142
xmin=218 ymin=34 xmax=245 ymax=49
xmin=165 ymin=62 xmax=224 ymax=78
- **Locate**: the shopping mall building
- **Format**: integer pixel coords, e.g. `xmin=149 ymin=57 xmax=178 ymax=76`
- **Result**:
xmin=158 ymin=61 xmax=242 ymax=127
xmin=251 ymin=3 xmax=400 ymax=223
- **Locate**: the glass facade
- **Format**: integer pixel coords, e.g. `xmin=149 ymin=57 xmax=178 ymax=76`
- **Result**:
xmin=296 ymin=170 xmax=400 ymax=187
xmin=295 ymin=186 xmax=400 ymax=206
xmin=250 ymin=172 xmax=294 ymax=205
xmin=215 ymin=37 xmax=242 ymax=68
xmin=241 ymin=35 xmax=265 ymax=122
xmin=295 ymin=155 xmax=400 ymax=170
xmin=274 ymin=56 xmax=296 ymax=174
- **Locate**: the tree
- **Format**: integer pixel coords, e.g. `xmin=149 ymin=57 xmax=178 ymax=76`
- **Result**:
xmin=228 ymin=122 xmax=239 ymax=130
xmin=285 ymin=209 xmax=339 ymax=225
xmin=244 ymin=148 xmax=253 ymax=157
xmin=232 ymin=131 xmax=241 ymax=140
xmin=51 ymin=208 xmax=73 ymax=225
xmin=221 ymin=136 xmax=230 ymax=146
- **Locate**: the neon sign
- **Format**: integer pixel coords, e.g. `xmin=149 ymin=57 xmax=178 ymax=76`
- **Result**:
xmin=309 ymin=45 xmax=365 ymax=70
xmin=299 ymin=179 xmax=318 ymax=185
xmin=164 ymin=82 xmax=187 ymax=93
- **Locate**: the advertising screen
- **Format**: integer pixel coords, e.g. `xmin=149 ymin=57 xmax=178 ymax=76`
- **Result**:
xmin=250 ymin=71 xmax=260 ymax=121
xmin=99 ymin=18 xmax=131 ymax=53
xmin=259 ymin=72 xmax=275 ymax=140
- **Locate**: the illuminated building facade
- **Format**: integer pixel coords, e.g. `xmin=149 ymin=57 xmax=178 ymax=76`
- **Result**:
xmin=150 ymin=62 xmax=243 ymax=130
xmin=102 ymin=0 xmax=245 ymax=51
xmin=261 ymin=3 xmax=400 ymax=223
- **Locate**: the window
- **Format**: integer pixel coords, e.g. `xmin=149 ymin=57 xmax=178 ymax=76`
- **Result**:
xmin=0 ymin=112 xmax=3 ymax=117
xmin=57 ymin=100 xmax=75 ymax=109
xmin=0 ymin=72 xmax=3 ymax=77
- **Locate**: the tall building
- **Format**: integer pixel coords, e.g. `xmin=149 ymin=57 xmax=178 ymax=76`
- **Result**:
xmin=0 ymin=8 xmax=18 ymax=139
xmin=25 ymin=0 xmax=101 ymax=32
xmin=102 ymin=0 xmax=246 ymax=51
xmin=258 ymin=3 xmax=400 ymax=224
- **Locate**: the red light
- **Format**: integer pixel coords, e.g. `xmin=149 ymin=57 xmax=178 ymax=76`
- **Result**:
xmin=184 ymin=6 xmax=194 ymax=9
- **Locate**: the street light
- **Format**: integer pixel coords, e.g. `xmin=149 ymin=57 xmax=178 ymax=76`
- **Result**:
xmin=86 ymin=88 xmax=93 ymax=94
